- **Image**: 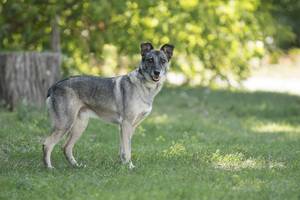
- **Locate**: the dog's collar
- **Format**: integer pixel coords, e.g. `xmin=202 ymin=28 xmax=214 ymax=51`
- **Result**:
xmin=138 ymin=67 xmax=144 ymax=77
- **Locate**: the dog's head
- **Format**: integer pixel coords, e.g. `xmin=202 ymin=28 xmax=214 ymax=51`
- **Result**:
xmin=139 ymin=42 xmax=174 ymax=83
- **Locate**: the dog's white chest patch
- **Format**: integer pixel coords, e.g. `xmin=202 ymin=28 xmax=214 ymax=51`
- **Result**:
xmin=133 ymin=105 xmax=152 ymax=126
xmin=144 ymin=106 xmax=152 ymax=115
xmin=141 ymin=107 xmax=152 ymax=119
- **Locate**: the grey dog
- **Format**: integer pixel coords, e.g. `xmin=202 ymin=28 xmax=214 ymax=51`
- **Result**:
xmin=43 ymin=42 xmax=174 ymax=169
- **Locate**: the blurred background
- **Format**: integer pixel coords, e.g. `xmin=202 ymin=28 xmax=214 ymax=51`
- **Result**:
xmin=1 ymin=0 xmax=300 ymax=108
xmin=1 ymin=2 xmax=300 ymax=197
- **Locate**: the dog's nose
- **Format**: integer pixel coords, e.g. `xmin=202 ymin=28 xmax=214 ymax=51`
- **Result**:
xmin=154 ymin=71 xmax=160 ymax=76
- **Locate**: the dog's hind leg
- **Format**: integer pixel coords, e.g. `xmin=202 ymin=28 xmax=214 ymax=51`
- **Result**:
xmin=63 ymin=110 xmax=89 ymax=167
xmin=43 ymin=94 xmax=79 ymax=169
xmin=43 ymin=118 xmax=76 ymax=168
xmin=43 ymin=128 xmax=68 ymax=169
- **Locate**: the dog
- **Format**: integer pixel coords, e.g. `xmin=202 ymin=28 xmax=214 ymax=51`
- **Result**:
xmin=43 ymin=42 xmax=174 ymax=169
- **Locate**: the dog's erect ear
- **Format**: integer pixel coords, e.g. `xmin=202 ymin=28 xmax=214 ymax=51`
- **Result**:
xmin=140 ymin=42 xmax=154 ymax=58
xmin=160 ymin=44 xmax=174 ymax=61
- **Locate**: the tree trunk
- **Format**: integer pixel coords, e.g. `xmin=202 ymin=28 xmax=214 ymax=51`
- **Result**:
xmin=51 ymin=15 xmax=61 ymax=53
xmin=0 ymin=52 xmax=60 ymax=109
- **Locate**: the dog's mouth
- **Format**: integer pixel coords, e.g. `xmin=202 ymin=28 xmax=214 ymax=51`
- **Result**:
xmin=151 ymin=75 xmax=160 ymax=82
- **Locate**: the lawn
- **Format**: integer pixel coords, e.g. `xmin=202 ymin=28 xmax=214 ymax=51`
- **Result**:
xmin=0 ymin=86 xmax=300 ymax=200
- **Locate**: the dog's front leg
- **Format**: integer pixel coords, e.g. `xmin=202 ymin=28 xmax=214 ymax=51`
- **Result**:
xmin=119 ymin=120 xmax=135 ymax=169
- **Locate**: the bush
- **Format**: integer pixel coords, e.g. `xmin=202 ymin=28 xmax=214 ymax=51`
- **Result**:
xmin=0 ymin=0 xmax=297 ymax=84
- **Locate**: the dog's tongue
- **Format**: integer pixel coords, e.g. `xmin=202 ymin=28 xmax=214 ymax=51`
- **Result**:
xmin=153 ymin=76 xmax=160 ymax=81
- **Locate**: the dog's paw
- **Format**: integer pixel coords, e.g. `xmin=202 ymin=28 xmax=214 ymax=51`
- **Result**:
xmin=128 ymin=162 xmax=135 ymax=170
xmin=75 ymin=163 xmax=87 ymax=168
xmin=46 ymin=165 xmax=55 ymax=170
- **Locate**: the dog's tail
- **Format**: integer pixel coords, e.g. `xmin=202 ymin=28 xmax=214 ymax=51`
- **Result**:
xmin=45 ymin=87 xmax=57 ymax=130
xmin=46 ymin=85 xmax=56 ymax=111
xmin=46 ymin=90 xmax=52 ymax=111
xmin=46 ymin=86 xmax=53 ymax=98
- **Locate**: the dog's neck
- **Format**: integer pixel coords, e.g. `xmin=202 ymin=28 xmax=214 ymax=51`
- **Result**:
xmin=128 ymin=68 xmax=164 ymax=101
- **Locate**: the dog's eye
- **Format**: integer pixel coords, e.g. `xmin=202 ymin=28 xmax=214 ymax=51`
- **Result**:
xmin=147 ymin=58 xmax=154 ymax=63
xmin=161 ymin=59 xmax=166 ymax=64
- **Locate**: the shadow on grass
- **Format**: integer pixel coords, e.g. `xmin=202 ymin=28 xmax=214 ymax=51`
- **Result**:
xmin=158 ymin=86 xmax=300 ymax=124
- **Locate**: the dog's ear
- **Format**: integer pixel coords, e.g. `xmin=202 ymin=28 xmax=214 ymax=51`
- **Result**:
xmin=160 ymin=44 xmax=174 ymax=61
xmin=140 ymin=42 xmax=154 ymax=58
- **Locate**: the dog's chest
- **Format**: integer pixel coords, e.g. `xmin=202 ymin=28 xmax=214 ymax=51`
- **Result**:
xmin=139 ymin=104 xmax=152 ymax=117
xmin=132 ymin=102 xmax=152 ymax=125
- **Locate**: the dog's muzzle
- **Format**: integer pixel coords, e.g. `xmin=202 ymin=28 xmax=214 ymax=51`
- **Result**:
xmin=151 ymin=71 xmax=160 ymax=82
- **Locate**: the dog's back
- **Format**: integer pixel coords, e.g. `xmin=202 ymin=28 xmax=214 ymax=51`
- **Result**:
xmin=48 ymin=76 xmax=115 ymax=102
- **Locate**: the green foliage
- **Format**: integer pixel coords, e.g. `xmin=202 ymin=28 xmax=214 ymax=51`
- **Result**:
xmin=1 ymin=87 xmax=300 ymax=199
xmin=262 ymin=0 xmax=300 ymax=49
xmin=0 ymin=0 xmax=298 ymax=84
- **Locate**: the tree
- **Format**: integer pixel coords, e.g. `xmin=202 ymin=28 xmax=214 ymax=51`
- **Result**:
xmin=0 ymin=0 xmax=297 ymax=85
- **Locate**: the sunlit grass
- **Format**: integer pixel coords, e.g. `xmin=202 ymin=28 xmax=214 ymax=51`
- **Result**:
xmin=252 ymin=122 xmax=300 ymax=137
xmin=163 ymin=142 xmax=187 ymax=158
xmin=147 ymin=113 xmax=170 ymax=124
xmin=211 ymin=150 xmax=285 ymax=171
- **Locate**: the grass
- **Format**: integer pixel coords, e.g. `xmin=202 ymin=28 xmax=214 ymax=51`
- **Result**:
xmin=0 ymin=86 xmax=300 ymax=200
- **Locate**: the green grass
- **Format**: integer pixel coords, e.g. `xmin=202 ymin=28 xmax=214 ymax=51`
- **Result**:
xmin=1 ymin=86 xmax=300 ymax=200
